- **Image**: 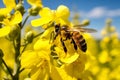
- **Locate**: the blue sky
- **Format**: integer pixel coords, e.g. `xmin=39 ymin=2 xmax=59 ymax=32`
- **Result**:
xmin=0 ymin=0 xmax=120 ymax=38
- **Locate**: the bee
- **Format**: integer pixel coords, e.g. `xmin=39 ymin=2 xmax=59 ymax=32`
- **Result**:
xmin=53 ymin=24 xmax=97 ymax=53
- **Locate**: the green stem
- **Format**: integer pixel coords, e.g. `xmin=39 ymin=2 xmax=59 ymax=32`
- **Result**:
xmin=21 ymin=43 xmax=28 ymax=53
xmin=2 ymin=58 xmax=13 ymax=79
xmin=21 ymin=15 xmax=30 ymax=28
xmin=13 ymin=33 xmax=21 ymax=80
xmin=19 ymin=68 xmax=25 ymax=73
xmin=12 ymin=23 xmax=22 ymax=80
xmin=34 ymin=31 xmax=44 ymax=38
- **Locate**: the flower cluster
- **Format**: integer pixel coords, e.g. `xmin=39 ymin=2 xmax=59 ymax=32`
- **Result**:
xmin=0 ymin=0 xmax=90 ymax=80
xmin=21 ymin=4 xmax=88 ymax=80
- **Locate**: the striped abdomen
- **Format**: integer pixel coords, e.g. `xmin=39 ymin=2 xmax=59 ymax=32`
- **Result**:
xmin=72 ymin=32 xmax=87 ymax=52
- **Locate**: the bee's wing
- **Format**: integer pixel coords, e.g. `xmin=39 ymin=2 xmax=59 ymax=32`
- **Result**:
xmin=68 ymin=27 xmax=97 ymax=33
xmin=73 ymin=24 xmax=86 ymax=27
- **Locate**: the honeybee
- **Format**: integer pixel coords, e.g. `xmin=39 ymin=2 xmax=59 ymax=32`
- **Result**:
xmin=53 ymin=24 xmax=97 ymax=53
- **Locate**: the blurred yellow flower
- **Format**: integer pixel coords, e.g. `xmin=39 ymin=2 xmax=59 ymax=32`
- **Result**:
xmin=98 ymin=50 xmax=111 ymax=63
xmin=110 ymin=26 xmax=116 ymax=32
xmin=97 ymin=68 xmax=110 ymax=80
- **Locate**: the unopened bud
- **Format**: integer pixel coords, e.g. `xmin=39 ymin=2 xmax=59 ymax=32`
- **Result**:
xmin=15 ymin=3 xmax=25 ymax=15
xmin=25 ymin=31 xmax=34 ymax=43
xmin=28 ymin=6 xmax=41 ymax=16
xmin=8 ymin=25 xmax=20 ymax=40
xmin=106 ymin=18 xmax=112 ymax=24
xmin=82 ymin=19 xmax=90 ymax=26
xmin=110 ymin=26 xmax=116 ymax=32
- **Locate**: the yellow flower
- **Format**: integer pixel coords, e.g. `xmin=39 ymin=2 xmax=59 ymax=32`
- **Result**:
xmin=0 ymin=11 xmax=22 ymax=37
xmin=21 ymin=37 xmax=70 ymax=80
xmin=52 ymin=53 xmax=87 ymax=80
xmin=64 ymin=54 xmax=87 ymax=77
xmin=21 ymin=38 xmax=51 ymax=80
xmin=21 ymin=50 xmax=50 ymax=80
xmin=54 ymin=40 xmax=80 ymax=64
xmin=0 ymin=0 xmax=16 ymax=17
xmin=31 ymin=5 xmax=70 ymax=28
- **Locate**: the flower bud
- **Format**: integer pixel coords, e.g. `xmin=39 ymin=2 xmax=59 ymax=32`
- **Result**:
xmin=28 ymin=5 xmax=41 ymax=16
xmin=56 ymin=5 xmax=70 ymax=19
xmin=110 ymin=26 xmax=116 ymax=32
xmin=7 ymin=25 xmax=20 ymax=40
xmin=106 ymin=18 xmax=112 ymax=24
xmin=101 ymin=29 xmax=107 ymax=36
xmin=81 ymin=19 xmax=90 ymax=26
xmin=25 ymin=31 xmax=34 ymax=43
xmin=15 ymin=3 xmax=25 ymax=15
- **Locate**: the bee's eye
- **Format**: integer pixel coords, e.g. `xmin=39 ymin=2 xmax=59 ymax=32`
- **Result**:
xmin=55 ymin=24 xmax=60 ymax=32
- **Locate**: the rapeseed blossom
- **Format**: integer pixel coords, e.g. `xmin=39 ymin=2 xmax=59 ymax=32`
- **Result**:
xmin=20 ymin=4 xmax=89 ymax=79
xmin=31 ymin=5 xmax=70 ymax=28
xmin=0 ymin=11 xmax=22 ymax=37
xmin=0 ymin=0 xmax=22 ymax=37
xmin=21 ymin=39 xmax=51 ymax=80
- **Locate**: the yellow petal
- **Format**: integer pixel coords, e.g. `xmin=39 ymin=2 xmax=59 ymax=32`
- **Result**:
xmin=31 ymin=66 xmax=49 ymax=80
xmin=34 ymin=38 xmax=50 ymax=51
xmin=39 ymin=7 xmax=53 ymax=17
xmin=31 ymin=17 xmax=52 ymax=27
xmin=3 ymin=0 xmax=16 ymax=9
xmin=0 ymin=8 xmax=11 ymax=16
xmin=0 ymin=27 xmax=10 ymax=37
xmin=61 ymin=53 xmax=79 ymax=63
xmin=40 ymin=27 xmax=54 ymax=39
xmin=56 ymin=18 xmax=70 ymax=26
xmin=27 ymin=0 xmax=42 ymax=6
xmin=50 ymin=66 xmax=63 ymax=80
xmin=21 ymin=50 xmax=40 ymax=68
xmin=1 ymin=19 xmax=11 ymax=26
xmin=10 ymin=11 xmax=22 ymax=24
xmin=53 ymin=67 xmax=77 ymax=80
xmin=56 ymin=5 xmax=70 ymax=20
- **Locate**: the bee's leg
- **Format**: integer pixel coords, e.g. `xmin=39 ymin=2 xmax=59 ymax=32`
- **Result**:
xmin=71 ymin=38 xmax=77 ymax=50
xmin=60 ymin=38 xmax=67 ymax=53
xmin=49 ymin=31 xmax=55 ymax=43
